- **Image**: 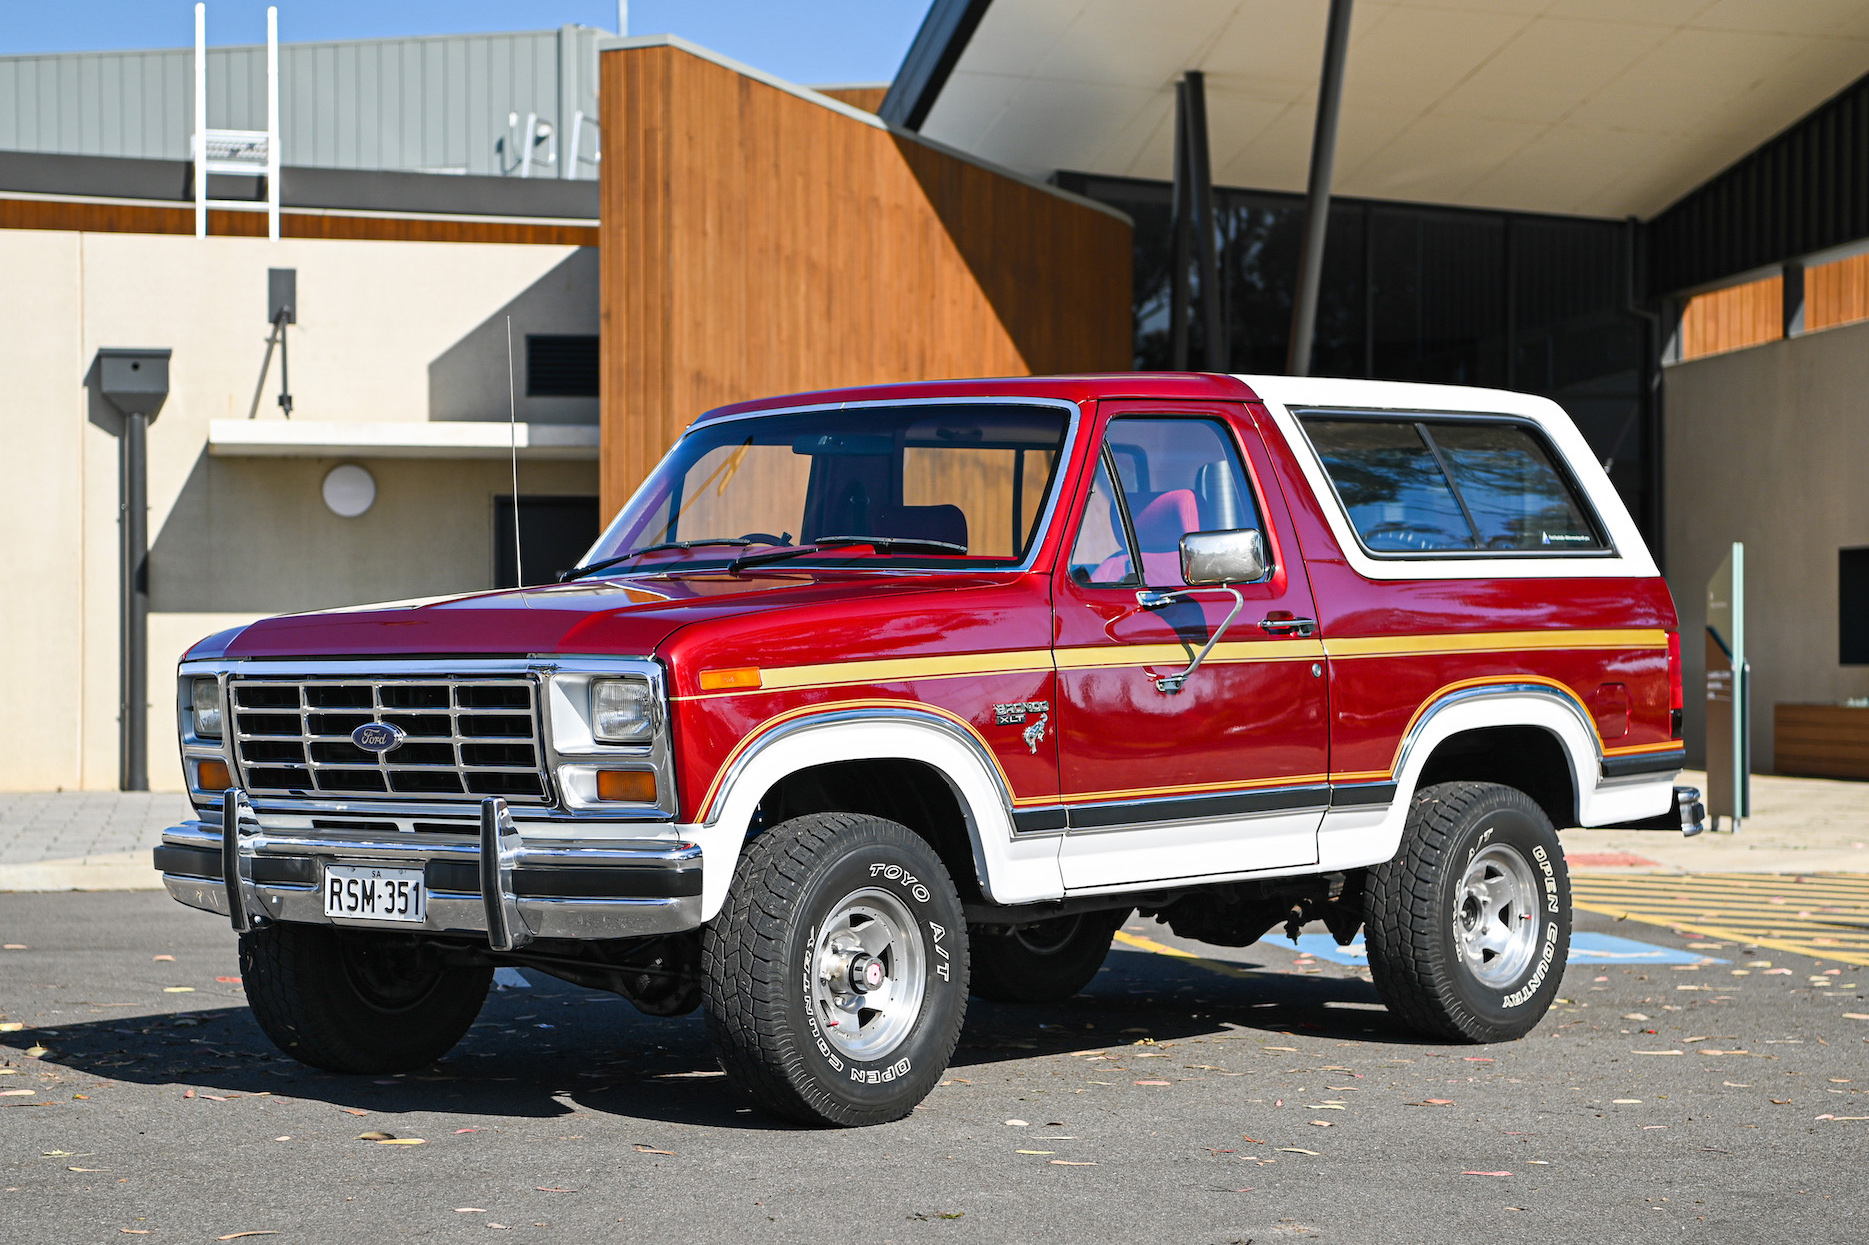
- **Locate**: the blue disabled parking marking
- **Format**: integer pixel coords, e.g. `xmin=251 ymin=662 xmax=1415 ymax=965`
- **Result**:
xmin=1285 ymin=931 xmax=1725 ymax=966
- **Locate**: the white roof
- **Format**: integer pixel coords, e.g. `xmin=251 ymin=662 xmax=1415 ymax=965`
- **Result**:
xmin=1239 ymin=374 xmax=1657 ymax=581
xmin=919 ymin=0 xmax=1869 ymax=218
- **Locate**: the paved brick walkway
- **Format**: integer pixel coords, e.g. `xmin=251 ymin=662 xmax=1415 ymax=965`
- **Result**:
xmin=0 ymin=792 xmax=192 ymax=867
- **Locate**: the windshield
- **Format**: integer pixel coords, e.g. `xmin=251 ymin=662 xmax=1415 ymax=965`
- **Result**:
xmin=582 ymin=403 xmax=1071 ymax=572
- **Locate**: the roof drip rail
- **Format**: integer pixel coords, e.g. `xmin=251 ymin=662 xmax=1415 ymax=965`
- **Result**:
xmin=193 ymin=3 xmax=281 ymax=240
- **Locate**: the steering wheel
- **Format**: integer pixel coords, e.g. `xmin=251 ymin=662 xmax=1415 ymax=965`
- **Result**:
xmin=738 ymin=532 xmax=791 ymax=547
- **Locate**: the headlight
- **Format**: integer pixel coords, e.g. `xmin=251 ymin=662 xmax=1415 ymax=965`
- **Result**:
xmin=191 ymin=678 xmax=223 ymax=738
xmin=591 ymin=678 xmax=655 ymax=743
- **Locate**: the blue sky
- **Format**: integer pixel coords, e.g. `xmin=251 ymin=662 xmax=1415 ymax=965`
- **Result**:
xmin=1 ymin=2 xmax=933 ymax=86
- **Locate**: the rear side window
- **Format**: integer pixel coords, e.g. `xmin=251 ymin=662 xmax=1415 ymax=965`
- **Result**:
xmin=1300 ymin=414 xmax=1604 ymax=555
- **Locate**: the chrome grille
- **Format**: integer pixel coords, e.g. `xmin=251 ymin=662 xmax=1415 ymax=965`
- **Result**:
xmin=228 ymin=676 xmax=549 ymax=804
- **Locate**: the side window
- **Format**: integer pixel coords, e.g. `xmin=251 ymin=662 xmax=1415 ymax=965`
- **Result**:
xmin=1070 ymin=416 xmax=1265 ymax=589
xmin=1301 ymin=419 xmax=1474 ymax=552
xmin=1300 ymin=414 xmax=1605 ymax=555
xmin=1430 ymin=423 xmax=1600 ymax=551
xmin=1067 ymin=455 xmax=1137 ymax=585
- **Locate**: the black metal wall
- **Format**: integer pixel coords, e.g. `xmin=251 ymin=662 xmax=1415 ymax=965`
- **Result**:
xmin=1055 ymin=171 xmax=1657 ymax=545
xmin=1647 ymin=70 xmax=1869 ymax=297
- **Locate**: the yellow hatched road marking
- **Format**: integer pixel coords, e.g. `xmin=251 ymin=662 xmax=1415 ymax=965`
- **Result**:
xmin=1571 ymin=872 xmax=1869 ymax=967
xmin=1112 ymin=931 xmax=1260 ymax=980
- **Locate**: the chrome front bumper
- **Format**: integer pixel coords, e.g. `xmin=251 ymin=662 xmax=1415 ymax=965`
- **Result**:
xmin=155 ymin=795 xmax=703 ymax=943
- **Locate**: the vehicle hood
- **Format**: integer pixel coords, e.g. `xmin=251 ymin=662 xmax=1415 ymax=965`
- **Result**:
xmin=195 ymin=570 xmax=1020 ymax=660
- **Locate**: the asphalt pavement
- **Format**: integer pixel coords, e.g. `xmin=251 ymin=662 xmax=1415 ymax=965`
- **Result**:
xmin=1 ymin=889 xmax=1865 ymax=1244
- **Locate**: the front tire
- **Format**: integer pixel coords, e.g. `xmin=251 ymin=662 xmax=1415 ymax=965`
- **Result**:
xmin=239 ymin=923 xmax=491 ymax=1073
xmin=1364 ymin=781 xmax=1570 ymax=1042
xmin=969 ymin=909 xmax=1127 ymax=1003
xmin=702 ymin=813 xmax=970 ymax=1126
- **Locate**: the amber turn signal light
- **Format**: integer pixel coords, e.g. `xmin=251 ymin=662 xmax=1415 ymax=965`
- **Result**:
xmin=198 ymin=759 xmax=231 ymax=792
xmin=698 ymin=666 xmax=761 ymax=692
xmin=596 ymin=769 xmax=657 ymax=803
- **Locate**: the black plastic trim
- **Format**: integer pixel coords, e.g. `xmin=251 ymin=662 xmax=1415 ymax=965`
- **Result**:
xmin=1601 ymin=749 xmax=1687 ymax=779
xmin=1329 ymin=783 xmax=1399 ymax=808
xmin=426 ymin=859 xmax=701 ymax=899
xmin=153 ymin=844 xmax=316 ymax=885
xmin=1012 ymin=807 xmax=1068 ymax=833
xmin=1067 ymin=785 xmax=1330 ymax=830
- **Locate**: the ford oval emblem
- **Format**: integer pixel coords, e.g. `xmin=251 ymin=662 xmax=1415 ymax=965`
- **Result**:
xmin=351 ymin=722 xmax=405 ymax=754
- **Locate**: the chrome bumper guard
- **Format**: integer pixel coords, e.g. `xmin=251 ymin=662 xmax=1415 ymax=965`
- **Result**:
xmin=1675 ymin=785 xmax=1706 ymax=838
xmin=158 ymin=791 xmax=703 ymax=943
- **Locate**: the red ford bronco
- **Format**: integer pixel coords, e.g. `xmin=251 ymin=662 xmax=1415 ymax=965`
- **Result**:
xmin=161 ymin=373 xmax=1695 ymax=1125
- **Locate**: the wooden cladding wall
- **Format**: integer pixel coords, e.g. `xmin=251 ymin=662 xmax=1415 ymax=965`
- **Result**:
xmin=816 ymin=86 xmax=888 ymax=114
xmin=1675 ymin=252 xmax=1869 ymax=363
xmin=597 ymin=44 xmax=1132 ymax=520
xmin=1808 ymin=251 xmax=1869 ymax=333
xmin=1679 ymin=275 xmax=1781 ymax=361
xmin=0 ymin=197 xmax=598 ymax=246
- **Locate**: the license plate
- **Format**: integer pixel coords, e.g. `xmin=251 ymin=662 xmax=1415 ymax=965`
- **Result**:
xmin=323 ymin=864 xmax=427 ymax=923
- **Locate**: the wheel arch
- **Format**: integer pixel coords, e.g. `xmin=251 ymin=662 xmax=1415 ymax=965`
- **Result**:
xmin=1324 ymin=683 xmax=1603 ymax=872
xmin=683 ymin=706 xmax=1062 ymax=920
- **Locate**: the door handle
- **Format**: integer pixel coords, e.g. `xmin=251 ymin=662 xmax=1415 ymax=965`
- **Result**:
xmin=1259 ymin=615 xmax=1316 ymax=637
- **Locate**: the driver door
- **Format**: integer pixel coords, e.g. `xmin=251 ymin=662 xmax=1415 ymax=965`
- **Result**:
xmin=1053 ymin=403 xmax=1328 ymax=890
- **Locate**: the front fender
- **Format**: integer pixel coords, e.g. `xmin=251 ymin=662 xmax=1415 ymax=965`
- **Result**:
xmin=678 ymin=708 xmax=1065 ymax=921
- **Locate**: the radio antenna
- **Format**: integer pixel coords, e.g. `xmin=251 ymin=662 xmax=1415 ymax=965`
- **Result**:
xmin=506 ymin=315 xmax=524 ymax=587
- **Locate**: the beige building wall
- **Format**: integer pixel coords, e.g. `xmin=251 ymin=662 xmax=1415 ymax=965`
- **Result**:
xmin=0 ymin=228 xmax=599 ymax=793
xmin=1664 ymin=320 xmax=1869 ymax=771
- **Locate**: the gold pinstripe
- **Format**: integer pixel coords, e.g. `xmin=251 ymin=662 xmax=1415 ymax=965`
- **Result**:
xmin=683 ymin=631 xmax=1679 ymax=813
xmin=1324 ymin=629 xmax=1667 ymax=658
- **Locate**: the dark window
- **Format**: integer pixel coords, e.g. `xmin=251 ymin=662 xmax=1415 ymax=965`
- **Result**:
xmin=525 ymin=335 xmax=599 ymax=397
xmin=1301 ymin=415 xmax=1602 ymax=556
xmin=494 ymin=495 xmax=601 ymax=587
xmin=1842 ymin=547 xmax=1869 ymax=665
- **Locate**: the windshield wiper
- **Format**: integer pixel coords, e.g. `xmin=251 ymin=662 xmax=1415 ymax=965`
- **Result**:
xmin=557 ymin=538 xmax=753 ymax=583
xmin=729 ymin=536 xmax=968 ymax=573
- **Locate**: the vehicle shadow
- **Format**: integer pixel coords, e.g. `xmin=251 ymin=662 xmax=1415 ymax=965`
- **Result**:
xmin=950 ymin=946 xmax=1440 ymax=1068
xmin=2 ymin=947 xmax=1446 ymax=1131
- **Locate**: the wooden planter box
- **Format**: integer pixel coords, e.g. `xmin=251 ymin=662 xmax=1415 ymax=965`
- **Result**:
xmin=1775 ymin=703 xmax=1869 ymax=780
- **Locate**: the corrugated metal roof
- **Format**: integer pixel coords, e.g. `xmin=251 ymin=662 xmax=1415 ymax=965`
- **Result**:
xmin=0 ymin=26 xmax=603 ymax=179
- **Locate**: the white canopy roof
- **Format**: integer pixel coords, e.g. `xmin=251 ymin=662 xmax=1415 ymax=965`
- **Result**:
xmin=916 ymin=0 xmax=1869 ymax=218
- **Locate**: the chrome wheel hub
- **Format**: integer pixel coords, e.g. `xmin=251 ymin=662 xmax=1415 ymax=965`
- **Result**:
xmin=1452 ymin=843 xmax=1542 ymax=988
xmin=811 ymin=887 xmax=926 ymax=1061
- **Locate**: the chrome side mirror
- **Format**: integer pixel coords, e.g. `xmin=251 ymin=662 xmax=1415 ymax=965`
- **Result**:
xmin=1180 ymin=528 xmax=1269 ymax=586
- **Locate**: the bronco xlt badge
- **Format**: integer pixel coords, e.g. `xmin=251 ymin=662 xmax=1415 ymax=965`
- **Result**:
xmin=993 ymin=700 xmax=1048 ymax=726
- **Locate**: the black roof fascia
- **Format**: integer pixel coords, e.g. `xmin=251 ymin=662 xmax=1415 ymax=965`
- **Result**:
xmin=1646 ymin=68 xmax=1869 ymax=297
xmin=0 ymin=149 xmax=598 ymax=221
xmin=879 ymin=0 xmax=994 ymax=131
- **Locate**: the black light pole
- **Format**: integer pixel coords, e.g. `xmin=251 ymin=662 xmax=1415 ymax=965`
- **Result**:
xmin=1168 ymin=71 xmax=1225 ymax=371
xmin=1286 ymin=0 xmax=1355 ymax=377
xmin=1183 ymin=71 xmax=1225 ymax=372
xmin=94 ymin=348 xmax=171 ymax=791
xmin=1168 ymin=79 xmax=1192 ymax=370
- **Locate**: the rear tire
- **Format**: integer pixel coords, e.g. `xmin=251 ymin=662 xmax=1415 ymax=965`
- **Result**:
xmin=702 ymin=812 xmax=969 ymax=1126
xmin=1364 ymin=781 xmax=1570 ymax=1043
xmin=240 ymin=923 xmax=491 ymax=1074
xmin=969 ymin=909 xmax=1127 ymax=1003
